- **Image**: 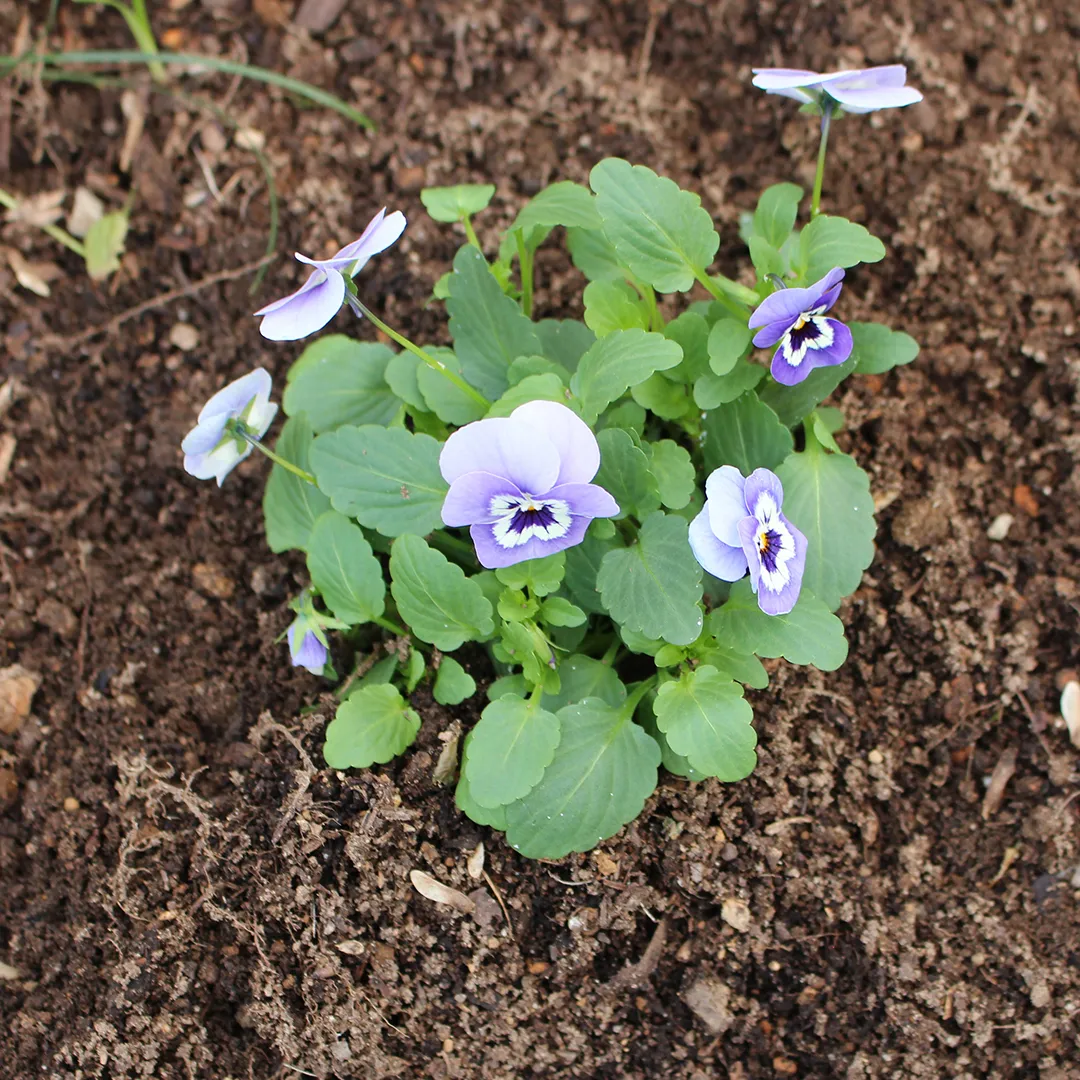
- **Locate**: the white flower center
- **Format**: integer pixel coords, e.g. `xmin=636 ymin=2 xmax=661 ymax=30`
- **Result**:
xmin=780 ymin=305 xmax=833 ymax=368
xmin=490 ymin=493 xmax=572 ymax=549
xmin=751 ymin=494 xmax=797 ymax=594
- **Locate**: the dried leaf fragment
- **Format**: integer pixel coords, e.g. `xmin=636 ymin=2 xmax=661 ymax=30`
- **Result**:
xmin=981 ymin=746 xmax=1017 ymax=820
xmin=67 ymin=186 xmax=106 ymax=239
xmin=4 ymin=248 xmax=61 ymax=297
xmin=0 ymin=664 xmax=40 ymax=735
xmin=409 ymin=870 xmax=476 ymax=914
xmin=720 ymin=897 xmax=752 ymax=933
xmin=466 ymin=842 xmax=485 ymax=880
xmin=1061 ymin=680 xmax=1080 ymax=750
xmin=0 ymin=960 xmax=20 ymax=980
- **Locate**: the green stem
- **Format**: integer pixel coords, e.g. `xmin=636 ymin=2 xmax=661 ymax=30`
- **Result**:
xmin=515 ymin=229 xmax=534 ymax=319
xmin=0 ymin=185 xmax=87 ymax=258
xmin=600 ymin=637 xmax=621 ymax=667
xmin=350 ymin=296 xmax=490 ymax=409
xmin=692 ymin=267 xmax=758 ymax=310
xmin=810 ymin=101 xmax=834 ymax=218
xmin=119 ymin=0 xmax=167 ymax=84
xmin=232 ymin=425 xmax=317 ymax=484
xmin=643 ymin=284 xmax=663 ymax=330
xmin=462 ymin=215 xmax=482 ymax=251
xmin=372 ymin=615 xmax=408 ymax=636
xmin=620 ymin=676 xmax=659 ymax=720
xmin=427 ymin=529 xmax=479 ymax=565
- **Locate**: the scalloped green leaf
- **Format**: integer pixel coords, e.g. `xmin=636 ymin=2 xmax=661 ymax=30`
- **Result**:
xmin=708 ymin=579 xmax=848 ymax=670
xmin=694 ymin=359 xmax=765 ymax=409
xmin=647 ymin=439 xmax=696 ymax=510
xmin=583 ymin=279 xmax=650 ymax=337
xmin=797 ymin=215 xmax=885 ymax=283
xmin=310 ymin=425 xmax=447 ymax=537
xmin=306 ymin=510 xmax=385 ymax=623
xmin=543 ymin=655 xmax=626 ymax=711
xmin=597 ymin=512 xmax=703 ymax=646
xmin=570 ymin=328 xmax=682 ymax=421
xmin=323 ymin=684 xmax=420 ymax=769
xmin=590 ymin=158 xmax=718 ymax=293
xmin=464 ymin=695 xmax=561 ymax=808
xmin=511 ymin=180 xmax=603 ymax=233
xmin=850 ymin=321 xmax=920 ymax=375
xmin=653 ymin=665 xmax=757 ymax=781
xmin=756 ymin=357 xmax=856 ymax=428
xmin=775 ymin=443 xmax=876 ymax=610
xmin=595 ymin=428 xmax=660 ymax=520
xmin=416 ymin=346 xmax=486 ymax=426
xmin=263 ymin=413 xmax=331 ymax=553
xmin=433 ymin=656 xmax=476 ymax=706
xmin=707 ymin=319 xmax=752 ymax=376
xmin=752 ymin=182 xmax=804 ymax=247
xmin=389 ymin=534 xmax=494 ymax=650
xmin=456 ymin=732 xmax=508 ymax=829
xmin=702 ymin=393 xmax=793 ymax=474
xmin=421 ymin=183 xmax=496 ymax=222
xmin=504 ymin=699 xmax=661 ymax=859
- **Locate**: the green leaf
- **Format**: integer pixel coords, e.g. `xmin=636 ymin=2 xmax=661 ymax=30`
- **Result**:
xmin=647 ymin=440 xmax=696 ymax=510
xmin=663 ymin=311 xmax=711 ymax=383
xmin=431 ymin=271 xmax=452 ymax=301
xmin=456 ymin=732 xmax=508 ymax=829
xmin=534 ymin=319 xmax=596 ymax=371
xmin=849 ymin=321 xmax=920 ymax=375
xmin=748 ymin=236 xmax=786 ymax=279
xmin=543 ymin=655 xmax=626 ymax=711
xmin=464 ymin=695 xmax=561 ymax=808
xmin=415 ymin=346 xmax=486 ymax=426
xmin=420 ymin=183 xmax=496 ymax=222
xmin=283 ymin=340 xmax=401 ymax=432
xmin=566 ymin=226 xmax=629 ymax=283
xmin=756 ymin=357 xmax=855 ymax=428
xmin=507 ymin=354 xmax=572 ymax=385
xmin=653 ymin=665 xmax=757 ymax=781
xmin=775 ymin=444 xmax=876 ymax=610
xmin=306 ymin=511 xmax=386 ymax=623
xmin=511 ymin=181 xmax=603 ymax=233
xmin=702 ymin=393 xmax=793 ymax=474
xmin=583 ymin=279 xmax=650 ymax=337
xmin=708 ymin=579 xmax=848 ymax=670
xmin=310 ymin=425 xmax=447 ymax=537
xmin=707 ymin=319 xmax=752 ymax=376
xmin=631 ymin=372 xmax=693 ymax=420
xmin=263 ymin=413 xmax=331 ymax=553
xmin=590 ymin=158 xmax=718 ymax=293
xmin=595 ymin=428 xmax=660 ymax=520
xmin=84 ymin=209 xmax=129 ymax=279
xmin=597 ymin=512 xmax=703 ymax=646
xmin=390 ymin=534 xmax=494 ymax=650
xmin=696 ymin=645 xmax=769 ymax=689
xmin=494 ymin=552 xmax=566 ymax=596
xmin=570 ymin=328 xmax=683 ymax=421
xmin=486 ymin=373 xmax=568 ymax=417
xmin=638 ymin=702 xmax=706 ymax=782
xmin=752 ymin=182 xmax=804 ymax=247
xmin=694 ymin=359 xmax=765 ymax=409
xmin=797 ymin=215 xmax=885 ymax=283
xmin=504 ymin=699 xmax=660 ymax=858
xmin=539 ymin=596 xmax=586 ymax=627
xmin=563 ymin=527 xmax=618 ymax=615
xmin=288 ymin=333 xmax=369 ymax=382
xmin=447 ymin=246 xmax=541 ymax=399
xmin=384 ymin=351 xmax=427 ymax=411
xmin=404 ymin=647 xmax=425 ymax=693
xmin=323 ymin=684 xmax=420 ymax=769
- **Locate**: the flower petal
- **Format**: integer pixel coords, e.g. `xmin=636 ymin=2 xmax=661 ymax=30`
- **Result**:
xmin=439 ymin=417 xmax=561 ymax=495
xmin=469 ymin=514 xmax=592 ymax=569
xmin=442 ymin=471 xmax=524 ymax=527
xmin=826 ymin=85 xmax=924 ymax=112
xmin=545 ymin=482 xmax=620 ymax=520
xmin=181 ymin=415 xmax=229 ymax=456
xmin=751 ymin=68 xmax=827 ymax=90
xmin=757 ymin=517 xmax=807 ymax=616
xmin=743 ymin=468 xmax=785 ymax=520
xmin=289 ymin=623 xmax=328 ymax=673
xmin=196 ymin=368 xmax=273 ymax=425
xmin=748 ymin=268 xmax=845 ymax=330
xmin=184 ymin=441 xmax=251 ymax=486
xmin=256 ymin=269 xmax=346 ymax=341
xmin=704 ymin=465 xmax=748 ymax=547
xmin=831 ymin=65 xmax=912 ymax=90
xmin=770 ymin=317 xmax=853 ymax=386
xmin=689 ymin=508 xmax=749 ymax=582
xmin=510 ymin=400 xmax=601 ymax=485
xmin=315 ymin=209 xmax=408 ymax=273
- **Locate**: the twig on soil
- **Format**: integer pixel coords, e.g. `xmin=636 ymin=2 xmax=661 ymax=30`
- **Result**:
xmin=38 ymin=253 xmax=276 ymax=350
xmin=481 ymin=869 xmax=515 ymax=940
xmin=605 ymin=917 xmax=668 ymax=989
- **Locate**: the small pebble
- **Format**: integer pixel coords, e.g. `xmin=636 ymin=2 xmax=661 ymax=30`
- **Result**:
xmin=986 ymin=513 xmax=1014 ymax=541
xmin=63 ymin=797 xmax=80 ymax=812
xmin=169 ymin=323 xmax=200 ymax=351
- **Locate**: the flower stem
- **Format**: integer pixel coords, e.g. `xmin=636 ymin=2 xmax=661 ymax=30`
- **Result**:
xmin=692 ymin=267 xmax=759 ymax=310
xmin=0 ymin=185 xmax=87 ymax=258
xmin=810 ymin=101 xmax=834 ymax=218
xmin=462 ymin=215 xmax=482 ymax=251
xmin=350 ymin=296 xmax=490 ymax=409
xmin=427 ymin=529 xmax=478 ymax=566
xmin=372 ymin=614 xmax=408 ymax=636
xmin=515 ymin=229 xmax=534 ymax=319
xmin=232 ymin=425 xmax=318 ymax=484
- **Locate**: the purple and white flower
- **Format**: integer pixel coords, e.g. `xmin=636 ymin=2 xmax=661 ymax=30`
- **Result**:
xmin=689 ymin=466 xmax=807 ymax=616
xmin=287 ymin=616 xmax=329 ymax=675
xmin=748 ymin=267 xmax=853 ymax=386
xmin=182 ymin=367 xmax=278 ymax=486
xmin=440 ymin=400 xmax=619 ymax=569
xmin=254 ymin=208 xmax=407 ymax=341
xmin=751 ymin=66 xmax=923 ymax=114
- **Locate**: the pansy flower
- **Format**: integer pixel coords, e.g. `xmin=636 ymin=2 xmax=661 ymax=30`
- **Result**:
xmin=182 ymin=368 xmax=278 ymax=486
xmin=748 ymin=267 xmax=853 ymax=386
xmin=255 ymin=208 xmax=407 ymax=341
xmin=751 ymin=66 xmax=923 ymax=113
xmin=440 ymin=400 xmax=619 ymax=569
xmin=287 ymin=615 xmax=329 ymax=676
xmin=689 ymin=466 xmax=806 ymax=616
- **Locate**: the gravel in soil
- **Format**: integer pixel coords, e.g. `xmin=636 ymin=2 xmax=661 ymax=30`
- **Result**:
xmin=1 ymin=1 xmax=1078 ymax=1077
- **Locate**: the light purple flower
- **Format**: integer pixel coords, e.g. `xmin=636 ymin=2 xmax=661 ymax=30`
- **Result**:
xmin=752 ymin=65 xmax=923 ymax=113
xmin=748 ymin=267 xmax=853 ymax=386
xmin=254 ymin=208 xmax=407 ymax=341
xmin=181 ymin=368 xmax=278 ymax=485
xmin=689 ymin=466 xmax=807 ymax=616
xmin=440 ymin=400 xmax=620 ymax=569
xmin=288 ymin=617 xmax=328 ymax=675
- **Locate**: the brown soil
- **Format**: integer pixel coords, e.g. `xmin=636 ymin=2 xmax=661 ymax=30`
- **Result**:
xmin=2 ymin=1 xmax=1079 ymax=1077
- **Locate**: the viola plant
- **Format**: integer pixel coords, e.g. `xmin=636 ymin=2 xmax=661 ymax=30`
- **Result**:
xmin=182 ymin=65 xmax=921 ymax=859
